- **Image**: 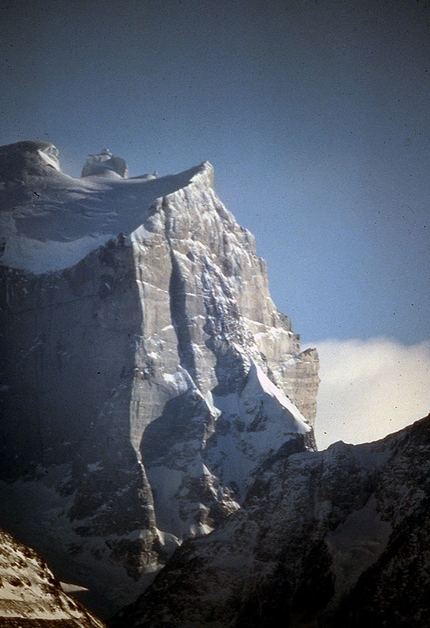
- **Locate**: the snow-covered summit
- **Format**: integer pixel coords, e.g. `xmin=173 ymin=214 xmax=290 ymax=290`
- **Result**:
xmin=0 ymin=141 xmax=212 ymax=274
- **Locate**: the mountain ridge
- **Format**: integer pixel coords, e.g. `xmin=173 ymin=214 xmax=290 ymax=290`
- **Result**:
xmin=0 ymin=142 xmax=319 ymax=617
xmin=0 ymin=527 xmax=105 ymax=627
xmin=110 ymin=413 xmax=430 ymax=627
xmin=1 ymin=142 xmax=428 ymax=626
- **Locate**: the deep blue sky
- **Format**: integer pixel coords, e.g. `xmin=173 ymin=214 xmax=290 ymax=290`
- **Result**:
xmin=2 ymin=0 xmax=429 ymax=345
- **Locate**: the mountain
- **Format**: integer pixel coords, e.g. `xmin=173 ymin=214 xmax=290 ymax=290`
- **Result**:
xmin=0 ymin=527 xmax=105 ymax=627
xmin=111 ymin=413 xmax=430 ymax=628
xmin=0 ymin=141 xmax=319 ymax=617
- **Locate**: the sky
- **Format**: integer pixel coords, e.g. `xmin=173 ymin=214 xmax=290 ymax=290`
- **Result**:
xmin=1 ymin=0 xmax=429 ymax=447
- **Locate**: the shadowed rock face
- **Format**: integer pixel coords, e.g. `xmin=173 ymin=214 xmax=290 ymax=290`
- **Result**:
xmin=111 ymin=414 xmax=430 ymax=628
xmin=0 ymin=142 xmax=319 ymax=617
xmin=0 ymin=244 xmax=161 ymax=618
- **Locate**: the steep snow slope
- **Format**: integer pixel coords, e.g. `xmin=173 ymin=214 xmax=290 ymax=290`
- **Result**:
xmin=0 ymin=141 xmax=319 ymax=616
xmin=111 ymin=414 xmax=430 ymax=628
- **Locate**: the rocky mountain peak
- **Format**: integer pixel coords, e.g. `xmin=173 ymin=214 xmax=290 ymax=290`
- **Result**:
xmin=0 ymin=140 xmax=61 ymax=178
xmin=0 ymin=141 xmax=319 ymax=616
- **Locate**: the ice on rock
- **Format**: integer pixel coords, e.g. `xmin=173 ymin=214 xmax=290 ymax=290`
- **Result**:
xmin=81 ymin=148 xmax=129 ymax=178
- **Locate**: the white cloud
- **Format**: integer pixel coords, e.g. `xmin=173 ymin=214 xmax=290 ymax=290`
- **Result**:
xmin=309 ymin=338 xmax=430 ymax=450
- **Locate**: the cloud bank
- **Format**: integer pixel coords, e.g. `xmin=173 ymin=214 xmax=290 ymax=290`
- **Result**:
xmin=309 ymin=338 xmax=430 ymax=450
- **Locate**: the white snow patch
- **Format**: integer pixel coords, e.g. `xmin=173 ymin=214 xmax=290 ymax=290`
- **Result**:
xmin=60 ymin=581 xmax=89 ymax=593
xmin=161 ymin=324 xmax=174 ymax=332
xmin=162 ymin=369 xmax=194 ymax=395
xmin=86 ymin=461 xmax=103 ymax=472
xmin=204 ymin=391 xmax=222 ymax=419
xmin=156 ymin=529 xmax=181 ymax=552
xmin=37 ymin=147 xmax=61 ymax=171
xmin=188 ymin=523 xmax=214 ymax=537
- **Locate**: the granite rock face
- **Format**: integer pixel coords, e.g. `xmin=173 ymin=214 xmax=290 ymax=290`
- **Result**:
xmin=0 ymin=142 xmax=319 ymax=616
xmin=111 ymin=414 xmax=430 ymax=628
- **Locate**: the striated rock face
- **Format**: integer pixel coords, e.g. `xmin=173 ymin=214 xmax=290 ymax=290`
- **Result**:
xmin=0 ymin=528 xmax=105 ymax=627
xmin=111 ymin=414 xmax=430 ymax=628
xmin=0 ymin=142 xmax=319 ymax=616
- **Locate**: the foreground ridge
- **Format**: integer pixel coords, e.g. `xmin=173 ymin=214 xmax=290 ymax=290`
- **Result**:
xmin=0 ymin=528 xmax=105 ymax=627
